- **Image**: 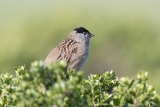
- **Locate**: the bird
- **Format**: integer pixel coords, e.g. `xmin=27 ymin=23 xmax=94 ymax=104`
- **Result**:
xmin=43 ymin=27 xmax=94 ymax=71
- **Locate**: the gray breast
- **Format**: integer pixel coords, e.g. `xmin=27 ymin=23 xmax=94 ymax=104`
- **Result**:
xmin=67 ymin=44 xmax=89 ymax=71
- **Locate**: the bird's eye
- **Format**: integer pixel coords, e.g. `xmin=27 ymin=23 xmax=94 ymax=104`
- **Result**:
xmin=83 ymin=32 xmax=86 ymax=35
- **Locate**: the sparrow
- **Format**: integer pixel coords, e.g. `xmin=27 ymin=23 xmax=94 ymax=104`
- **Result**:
xmin=43 ymin=27 xmax=94 ymax=71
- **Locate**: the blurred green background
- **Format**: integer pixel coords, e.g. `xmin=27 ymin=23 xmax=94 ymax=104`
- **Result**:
xmin=1 ymin=1 xmax=160 ymax=92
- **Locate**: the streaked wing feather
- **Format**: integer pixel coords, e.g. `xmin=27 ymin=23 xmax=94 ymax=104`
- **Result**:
xmin=43 ymin=37 xmax=78 ymax=66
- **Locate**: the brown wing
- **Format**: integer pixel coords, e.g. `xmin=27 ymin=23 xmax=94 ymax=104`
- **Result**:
xmin=43 ymin=38 xmax=78 ymax=66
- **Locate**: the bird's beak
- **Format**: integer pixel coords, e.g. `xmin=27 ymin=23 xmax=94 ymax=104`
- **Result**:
xmin=90 ymin=33 xmax=95 ymax=38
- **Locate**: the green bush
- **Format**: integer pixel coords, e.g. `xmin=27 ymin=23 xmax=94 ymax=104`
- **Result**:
xmin=0 ymin=61 xmax=160 ymax=107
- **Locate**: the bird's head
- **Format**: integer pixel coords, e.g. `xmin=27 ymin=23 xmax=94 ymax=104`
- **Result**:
xmin=69 ymin=27 xmax=94 ymax=43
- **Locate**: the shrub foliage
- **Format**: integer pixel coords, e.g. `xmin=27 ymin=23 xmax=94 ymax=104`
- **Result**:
xmin=0 ymin=61 xmax=160 ymax=107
